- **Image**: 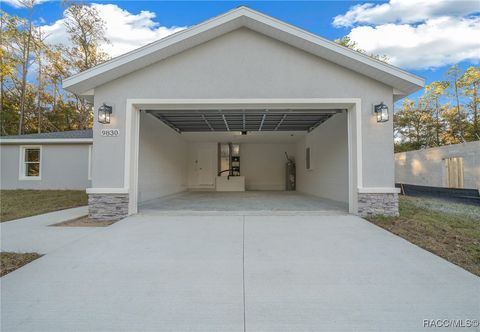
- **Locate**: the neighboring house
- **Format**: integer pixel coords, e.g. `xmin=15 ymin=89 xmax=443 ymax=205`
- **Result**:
xmin=0 ymin=130 xmax=93 ymax=190
xmin=395 ymin=141 xmax=480 ymax=190
xmin=62 ymin=7 xmax=424 ymax=220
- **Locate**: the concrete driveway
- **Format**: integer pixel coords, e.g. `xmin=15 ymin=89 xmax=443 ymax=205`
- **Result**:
xmin=2 ymin=213 xmax=479 ymax=331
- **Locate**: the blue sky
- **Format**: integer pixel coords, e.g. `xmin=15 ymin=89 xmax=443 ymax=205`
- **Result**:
xmin=3 ymin=1 xmax=480 ymax=102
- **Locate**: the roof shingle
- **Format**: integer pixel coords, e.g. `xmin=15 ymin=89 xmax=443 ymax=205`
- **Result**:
xmin=1 ymin=129 xmax=93 ymax=140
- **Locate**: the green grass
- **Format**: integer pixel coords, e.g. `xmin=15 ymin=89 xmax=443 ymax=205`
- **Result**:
xmin=0 ymin=190 xmax=88 ymax=222
xmin=367 ymin=196 xmax=480 ymax=276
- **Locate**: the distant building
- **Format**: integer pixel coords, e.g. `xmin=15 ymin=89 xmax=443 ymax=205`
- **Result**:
xmin=395 ymin=141 xmax=480 ymax=190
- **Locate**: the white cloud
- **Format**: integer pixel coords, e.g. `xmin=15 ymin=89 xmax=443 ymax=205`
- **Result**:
xmin=2 ymin=0 xmax=50 ymax=8
xmin=333 ymin=0 xmax=480 ymax=27
xmin=41 ymin=3 xmax=186 ymax=58
xmin=333 ymin=0 xmax=480 ymax=69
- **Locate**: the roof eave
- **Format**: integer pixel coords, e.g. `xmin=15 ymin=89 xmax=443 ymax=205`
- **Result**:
xmin=0 ymin=138 xmax=93 ymax=144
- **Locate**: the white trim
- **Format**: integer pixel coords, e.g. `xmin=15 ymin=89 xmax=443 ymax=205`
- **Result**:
xmin=127 ymin=98 xmax=364 ymax=109
xmin=347 ymin=101 xmax=362 ymax=213
xmin=358 ymin=187 xmax=400 ymax=194
xmin=1 ymin=138 xmax=92 ymax=144
xmin=124 ymin=98 xmax=363 ymax=215
xmin=88 ymin=145 xmax=93 ymax=181
xmin=86 ymin=187 xmax=129 ymax=194
xmin=63 ymin=7 xmax=424 ymax=95
xmin=18 ymin=145 xmax=42 ymax=181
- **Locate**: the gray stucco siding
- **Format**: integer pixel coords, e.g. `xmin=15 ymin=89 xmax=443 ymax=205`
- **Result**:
xmin=92 ymin=28 xmax=395 ymax=190
xmin=0 ymin=144 xmax=92 ymax=190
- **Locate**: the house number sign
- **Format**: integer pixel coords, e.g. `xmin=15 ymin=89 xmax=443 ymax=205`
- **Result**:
xmin=101 ymin=128 xmax=120 ymax=137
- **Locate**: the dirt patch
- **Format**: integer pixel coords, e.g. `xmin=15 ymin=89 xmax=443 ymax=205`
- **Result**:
xmin=367 ymin=196 xmax=480 ymax=276
xmin=52 ymin=216 xmax=115 ymax=227
xmin=1 ymin=252 xmax=42 ymax=277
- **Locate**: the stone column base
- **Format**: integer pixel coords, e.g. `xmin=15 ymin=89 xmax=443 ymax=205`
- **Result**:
xmin=88 ymin=193 xmax=129 ymax=221
xmin=358 ymin=193 xmax=399 ymax=217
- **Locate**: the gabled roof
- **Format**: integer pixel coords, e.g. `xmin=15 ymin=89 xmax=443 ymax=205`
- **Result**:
xmin=63 ymin=6 xmax=424 ymax=98
xmin=0 ymin=129 xmax=93 ymax=144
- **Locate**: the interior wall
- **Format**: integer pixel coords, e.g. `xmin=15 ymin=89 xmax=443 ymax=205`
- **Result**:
xmin=296 ymin=112 xmax=348 ymax=203
xmin=241 ymin=143 xmax=296 ymax=191
xmin=138 ymin=113 xmax=187 ymax=202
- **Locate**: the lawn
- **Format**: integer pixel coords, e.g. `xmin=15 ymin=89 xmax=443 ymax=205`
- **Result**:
xmin=1 ymin=252 xmax=41 ymax=277
xmin=367 ymin=196 xmax=480 ymax=276
xmin=0 ymin=190 xmax=88 ymax=222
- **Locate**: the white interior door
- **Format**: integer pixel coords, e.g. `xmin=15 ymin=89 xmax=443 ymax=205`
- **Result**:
xmin=195 ymin=147 xmax=214 ymax=185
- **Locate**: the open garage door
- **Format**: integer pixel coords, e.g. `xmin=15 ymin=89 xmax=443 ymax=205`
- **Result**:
xmin=145 ymin=108 xmax=343 ymax=133
xmin=125 ymin=99 xmax=362 ymax=215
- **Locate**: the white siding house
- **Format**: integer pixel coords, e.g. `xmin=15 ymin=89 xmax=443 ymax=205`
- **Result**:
xmin=0 ymin=130 xmax=93 ymax=190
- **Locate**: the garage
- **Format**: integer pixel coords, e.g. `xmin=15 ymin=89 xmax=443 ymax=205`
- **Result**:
xmin=134 ymin=104 xmax=353 ymax=213
xmin=63 ymin=7 xmax=424 ymax=221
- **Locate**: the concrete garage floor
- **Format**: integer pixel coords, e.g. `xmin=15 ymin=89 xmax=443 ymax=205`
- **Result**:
xmin=140 ymin=191 xmax=348 ymax=214
xmin=2 ymin=213 xmax=478 ymax=331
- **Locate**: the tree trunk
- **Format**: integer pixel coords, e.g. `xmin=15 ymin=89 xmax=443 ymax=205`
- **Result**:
xmin=454 ymin=78 xmax=464 ymax=141
xmin=473 ymin=83 xmax=479 ymax=139
xmin=36 ymin=48 xmax=42 ymax=133
xmin=18 ymin=9 xmax=33 ymax=135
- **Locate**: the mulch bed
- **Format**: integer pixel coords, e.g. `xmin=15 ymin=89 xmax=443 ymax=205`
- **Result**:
xmin=1 ymin=252 xmax=42 ymax=277
xmin=51 ymin=216 xmax=116 ymax=227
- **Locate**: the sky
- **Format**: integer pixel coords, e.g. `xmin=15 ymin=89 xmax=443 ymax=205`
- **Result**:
xmin=2 ymin=0 xmax=480 ymax=102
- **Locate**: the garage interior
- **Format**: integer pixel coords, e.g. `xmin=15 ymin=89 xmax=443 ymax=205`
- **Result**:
xmin=136 ymin=107 xmax=350 ymax=213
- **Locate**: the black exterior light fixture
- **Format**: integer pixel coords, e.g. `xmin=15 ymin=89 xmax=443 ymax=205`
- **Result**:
xmin=374 ymin=102 xmax=389 ymax=123
xmin=98 ymin=103 xmax=112 ymax=124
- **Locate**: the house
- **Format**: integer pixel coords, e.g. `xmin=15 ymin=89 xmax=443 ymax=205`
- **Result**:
xmin=63 ymin=7 xmax=424 ymax=221
xmin=0 ymin=130 xmax=93 ymax=190
xmin=395 ymin=141 xmax=480 ymax=190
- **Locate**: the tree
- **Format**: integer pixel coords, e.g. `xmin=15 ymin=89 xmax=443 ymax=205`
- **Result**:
xmin=441 ymin=106 xmax=467 ymax=145
xmin=0 ymin=4 xmax=110 ymax=136
xmin=423 ymin=81 xmax=448 ymax=146
xmin=16 ymin=0 xmax=37 ymax=135
xmin=335 ymin=35 xmax=389 ymax=63
xmin=394 ymin=98 xmax=432 ymax=150
xmin=62 ymin=2 xmax=110 ymax=129
xmin=445 ymin=65 xmax=466 ymax=141
xmin=459 ymin=67 xmax=480 ymax=140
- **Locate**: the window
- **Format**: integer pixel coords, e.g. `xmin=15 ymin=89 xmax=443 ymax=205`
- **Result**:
xmin=445 ymin=157 xmax=464 ymax=188
xmin=20 ymin=146 xmax=41 ymax=180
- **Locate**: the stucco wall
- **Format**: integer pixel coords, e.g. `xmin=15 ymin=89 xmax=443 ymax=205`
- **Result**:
xmin=241 ymin=143 xmax=296 ymax=191
xmin=395 ymin=141 xmax=480 ymax=189
xmin=296 ymin=113 xmax=349 ymax=203
xmin=0 ymin=143 xmax=91 ymax=190
xmin=92 ymin=28 xmax=395 ymax=190
xmin=137 ymin=112 xmax=188 ymax=202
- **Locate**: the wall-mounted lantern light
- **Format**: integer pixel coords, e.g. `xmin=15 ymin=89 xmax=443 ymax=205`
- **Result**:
xmin=374 ymin=102 xmax=389 ymax=123
xmin=98 ymin=103 xmax=112 ymax=124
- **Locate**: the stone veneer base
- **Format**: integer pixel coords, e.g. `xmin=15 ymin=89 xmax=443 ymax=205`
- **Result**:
xmin=88 ymin=193 xmax=129 ymax=221
xmin=358 ymin=193 xmax=399 ymax=217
